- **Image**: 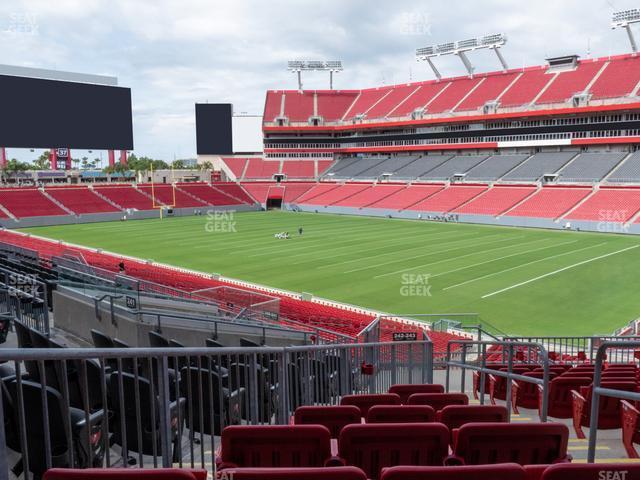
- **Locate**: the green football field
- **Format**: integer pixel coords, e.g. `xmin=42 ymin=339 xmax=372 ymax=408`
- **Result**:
xmin=20 ymin=211 xmax=640 ymax=336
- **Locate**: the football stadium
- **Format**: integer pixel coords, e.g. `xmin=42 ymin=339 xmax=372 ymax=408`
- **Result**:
xmin=2 ymin=2 xmax=640 ymax=479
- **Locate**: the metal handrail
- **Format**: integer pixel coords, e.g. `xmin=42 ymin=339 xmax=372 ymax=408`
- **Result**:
xmin=587 ymin=340 xmax=640 ymax=463
xmin=445 ymin=339 xmax=550 ymax=421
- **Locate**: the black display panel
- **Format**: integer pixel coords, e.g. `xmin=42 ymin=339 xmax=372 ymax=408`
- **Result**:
xmin=195 ymin=103 xmax=233 ymax=155
xmin=0 ymin=74 xmax=133 ymax=149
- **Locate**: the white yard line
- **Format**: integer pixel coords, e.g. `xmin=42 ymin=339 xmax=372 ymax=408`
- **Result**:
xmin=370 ymin=235 xmax=546 ymax=279
xmin=342 ymin=233 xmax=513 ymax=274
xmin=443 ymin=240 xmax=606 ymax=290
xmin=430 ymin=239 xmax=580 ymax=279
xmin=316 ymin=230 xmax=483 ymax=269
xmin=481 ymin=245 xmax=640 ymax=299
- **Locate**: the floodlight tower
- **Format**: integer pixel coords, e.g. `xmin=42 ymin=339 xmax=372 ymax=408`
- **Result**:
xmin=287 ymin=60 xmax=343 ymax=91
xmin=612 ymin=9 xmax=640 ymax=53
xmin=416 ymin=33 xmax=508 ymax=78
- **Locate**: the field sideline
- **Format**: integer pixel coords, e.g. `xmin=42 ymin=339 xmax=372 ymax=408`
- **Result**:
xmin=20 ymin=211 xmax=640 ymax=336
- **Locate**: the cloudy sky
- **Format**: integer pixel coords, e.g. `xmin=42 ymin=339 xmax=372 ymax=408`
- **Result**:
xmin=1 ymin=0 xmax=638 ymax=162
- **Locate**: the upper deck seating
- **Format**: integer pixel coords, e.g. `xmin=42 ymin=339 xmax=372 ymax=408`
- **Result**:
xmin=590 ymin=55 xmax=640 ymax=99
xmin=606 ymin=151 xmax=640 ymax=182
xmin=535 ymin=60 xmax=604 ymax=104
xmin=420 ymin=156 xmax=489 ymax=181
xmin=502 ymin=152 xmax=577 ymax=181
xmin=558 ymin=153 xmax=626 ymax=183
xmin=464 ymin=155 xmax=529 ymax=181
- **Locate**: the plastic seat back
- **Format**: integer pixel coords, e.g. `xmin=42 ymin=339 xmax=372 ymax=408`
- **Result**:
xmin=546 ymin=376 xmax=592 ymax=418
xmin=437 ymin=405 xmax=508 ymax=432
xmin=380 ymin=464 xmax=528 ymax=480
xmin=451 ymin=422 xmax=569 ymax=466
xmin=220 ymin=425 xmax=332 ymax=468
xmin=338 ymin=423 xmax=449 ymax=479
xmin=44 ymin=469 xmax=207 ymax=480
xmin=221 ymin=467 xmax=367 ymax=480
xmin=366 ymin=405 xmax=435 ymax=424
xmin=340 ymin=393 xmax=401 ymax=416
xmin=407 ymin=393 xmax=468 ymax=411
xmin=294 ymin=406 xmax=361 ymax=437
xmin=388 ymin=384 xmax=444 ymax=404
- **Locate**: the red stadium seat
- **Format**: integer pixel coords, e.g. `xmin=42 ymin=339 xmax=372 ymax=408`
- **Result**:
xmin=380 ymin=464 xmax=528 ymax=480
xmin=511 ymin=372 xmax=556 ymax=414
xmin=388 ymin=384 xmax=445 ymax=404
xmin=43 ymin=470 xmax=207 ymax=480
xmin=340 ymin=393 xmax=401 ymax=416
xmin=219 ymin=425 xmax=332 ymax=469
xmin=571 ymin=381 xmax=637 ymax=438
xmin=436 ymin=405 xmax=508 ymax=444
xmin=221 ymin=467 xmax=367 ymax=480
xmin=407 ymin=393 xmax=469 ymax=410
xmin=447 ymin=422 xmax=570 ymax=466
xmin=532 ymin=463 xmax=640 ymax=480
xmin=335 ymin=423 xmax=450 ymax=479
xmin=542 ymin=376 xmax=592 ymax=419
xmin=293 ymin=406 xmax=361 ymax=438
xmin=621 ymin=400 xmax=640 ymax=458
xmin=365 ymin=405 xmax=435 ymax=424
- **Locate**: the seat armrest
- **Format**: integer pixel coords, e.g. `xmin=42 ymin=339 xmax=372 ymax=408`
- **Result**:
xmin=571 ymin=389 xmax=587 ymax=439
xmin=73 ymin=409 xmax=105 ymax=429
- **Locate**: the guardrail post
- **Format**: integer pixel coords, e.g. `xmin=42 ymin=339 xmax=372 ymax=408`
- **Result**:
xmin=505 ymin=343 xmax=514 ymax=421
xmin=587 ymin=346 xmax=606 ymax=463
xmin=0 ymin=384 xmax=8 ymax=480
xmin=445 ymin=342 xmax=451 ymax=393
xmin=460 ymin=346 xmax=467 ymax=393
xmin=424 ymin=341 xmax=433 ymax=384
xmin=155 ymin=355 xmax=173 ymax=468
xmin=479 ymin=343 xmax=487 ymax=405
xmin=277 ymin=348 xmax=289 ymax=424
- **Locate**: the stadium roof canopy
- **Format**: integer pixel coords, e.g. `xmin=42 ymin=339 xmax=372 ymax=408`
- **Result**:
xmin=0 ymin=64 xmax=117 ymax=86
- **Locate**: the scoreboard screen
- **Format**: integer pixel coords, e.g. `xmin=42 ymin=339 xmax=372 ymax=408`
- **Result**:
xmin=0 ymin=74 xmax=133 ymax=150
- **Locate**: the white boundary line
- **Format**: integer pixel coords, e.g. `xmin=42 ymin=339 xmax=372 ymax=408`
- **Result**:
xmin=481 ymin=244 xmax=640 ymax=299
xmin=430 ymin=239 xmax=580 ymax=279
xmin=444 ymin=240 xmax=602 ymax=290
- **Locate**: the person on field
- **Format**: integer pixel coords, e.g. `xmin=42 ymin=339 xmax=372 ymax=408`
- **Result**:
xmin=298 ymin=227 xmax=303 ymax=236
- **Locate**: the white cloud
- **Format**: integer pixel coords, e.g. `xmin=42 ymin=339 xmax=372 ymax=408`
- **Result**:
xmin=1 ymin=0 xmax=638 ymax=160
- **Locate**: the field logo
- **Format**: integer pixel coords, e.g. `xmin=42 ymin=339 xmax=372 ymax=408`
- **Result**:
xmin=205 ymin=210 xmax=237 ymax=233
xmin=399 ymin=11 xmax=432 ymax=36
xmin=400 ymin=273 xmax=432 ymax=297
xmin=597 ymin=209 xmax=629 ymax=233
xmin=598 ymin=471 xmax=628 ymax=480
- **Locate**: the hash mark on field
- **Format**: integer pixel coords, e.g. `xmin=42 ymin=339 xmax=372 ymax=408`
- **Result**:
xmin=443 ymin=240 xmax=603 ymax=290
xmin=481 ymin=245 xmax=640 ymax=299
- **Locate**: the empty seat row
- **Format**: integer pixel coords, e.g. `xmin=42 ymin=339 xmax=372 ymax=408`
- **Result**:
xmin=217 ymin=422 xmax=571 ymax=478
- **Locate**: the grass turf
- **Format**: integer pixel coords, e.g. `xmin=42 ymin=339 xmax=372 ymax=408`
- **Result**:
xmin=20 ymin=211 xmax=640 ymax=336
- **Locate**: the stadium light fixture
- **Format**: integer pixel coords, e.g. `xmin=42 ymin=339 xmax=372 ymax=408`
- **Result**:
xmin=416 ymin=33 xmax=508 ymax=78
xmin=612 ymin=9 xmax=640 ymax=53
xmin=287 ymin=60 xmax=344 ymax=90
